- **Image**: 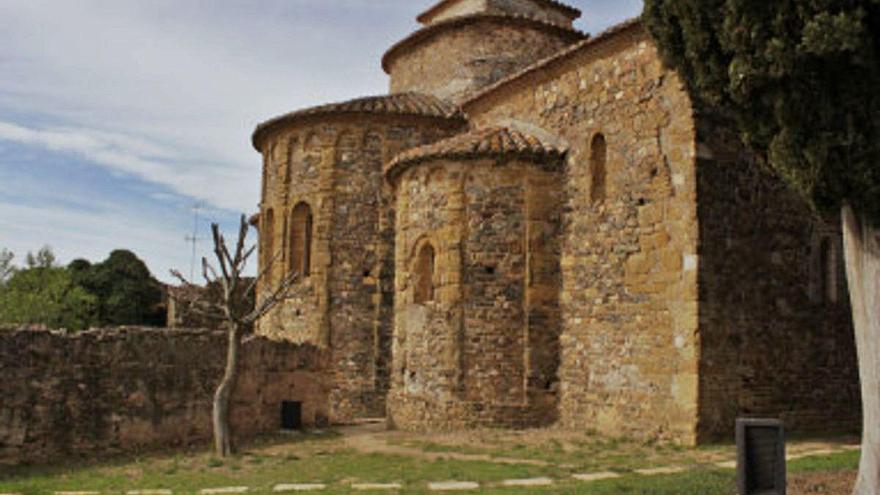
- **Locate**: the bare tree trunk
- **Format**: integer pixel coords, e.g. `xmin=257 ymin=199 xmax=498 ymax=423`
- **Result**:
xmin=843 ymin=204 xmax=880 ymax=495
xmin=213 ymin=323 xmax=242 ymax=457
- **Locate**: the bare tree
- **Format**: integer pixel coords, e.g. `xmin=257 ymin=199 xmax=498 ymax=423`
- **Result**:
xmin=172 ymin=214 xmax=297 ymax=457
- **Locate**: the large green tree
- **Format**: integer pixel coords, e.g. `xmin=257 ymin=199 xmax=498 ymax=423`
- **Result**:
xmin=0 ymin=254 xmax=97 ymax=331
xmin=73 ymin=250 xmax=165 ymax=327
xmin=643 ymin=1 xmax=879 ymax=492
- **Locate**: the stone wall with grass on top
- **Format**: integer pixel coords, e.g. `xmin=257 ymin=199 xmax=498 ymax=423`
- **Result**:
xmin=0 ymin=327 xmax=331 ymax=466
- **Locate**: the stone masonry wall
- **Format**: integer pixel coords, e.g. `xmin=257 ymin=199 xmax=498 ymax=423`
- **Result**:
xmin=388 ymin=20 xmax=577 ymax=104
xmin=421 ymin=0 xmax=574 ymax=28
xmin=0 ymin=327 xmax=330 ymax=466
xmin=257 ymin=115 xmax=463 ymax=423
xmin=465 ymin=24 xmax=702 ymax=443
xmin=694 ymin=114 xmax=860 ymax=441
xmin=387 ymin=158 xmax=562 ymax=430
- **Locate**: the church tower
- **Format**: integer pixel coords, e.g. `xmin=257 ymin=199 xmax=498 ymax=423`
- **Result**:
xmin=383 ymin=0 xmax=586 ymax=103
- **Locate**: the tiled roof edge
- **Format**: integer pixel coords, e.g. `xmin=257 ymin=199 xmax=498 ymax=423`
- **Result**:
xmin=385 ymin=126 xmax=566 ymax=182
xmin=252 ymin=93 xmax=465 ymax=151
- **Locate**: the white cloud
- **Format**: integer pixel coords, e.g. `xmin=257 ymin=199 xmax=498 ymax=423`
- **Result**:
xmin=0 ymin=0 xmax=643 ymax=278
xmin=0 ymin=121 xmax=254 ymax=211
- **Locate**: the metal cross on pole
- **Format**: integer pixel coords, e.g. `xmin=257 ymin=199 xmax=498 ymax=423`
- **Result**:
xmin=185 ymin=202 xmax=206 ymax=281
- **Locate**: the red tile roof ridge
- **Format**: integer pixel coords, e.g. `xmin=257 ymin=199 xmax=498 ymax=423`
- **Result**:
xmin=385 ymin=126 xmax=566 ymax=181
xmin=252 ymin=92 xmax=464 ymax=150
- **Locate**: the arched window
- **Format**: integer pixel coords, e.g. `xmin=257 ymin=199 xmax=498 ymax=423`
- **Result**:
xmin=589 ymin=133 xmax=607 ymax=203
xmin=263 ymin=208 xmax=275 ymax=268
xmin=290 ymin=202 xmax=313 ymax=278
xmin=413 ymin=243 xmax=435 ymax=304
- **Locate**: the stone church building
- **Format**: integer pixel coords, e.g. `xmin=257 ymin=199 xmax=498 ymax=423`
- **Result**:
xmin=252 ymin=0 xmax=859 ymax=445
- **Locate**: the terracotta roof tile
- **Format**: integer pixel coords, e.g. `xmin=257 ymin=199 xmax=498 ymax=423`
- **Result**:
xmin=252 ymin=93 xmax=464 ymax=150
xmin=386 ymin=126 xmax=566 ymax=180
xmin=416 ymin=0 xmax=582 ymax=24
xmin=462 ymin=17 xmax=644 ymax=107
xmin=383 ymin=13 xmax=586 ymax=73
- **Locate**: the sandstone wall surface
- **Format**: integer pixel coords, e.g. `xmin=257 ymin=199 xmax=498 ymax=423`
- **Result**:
xmin=257 ymin=115 xmax=463 ymax=422
xmin=694 ymin=115 xmax=861 ymax=441
xmin=387 ymin=20 xmax=577 ymax=104
xmin=0 ymin=327 xmax=330 ymax=466
xmin=387 ymin=158 xmax=562 ymax=430
xmin=466 ymin=25 xmax=702 ymax=443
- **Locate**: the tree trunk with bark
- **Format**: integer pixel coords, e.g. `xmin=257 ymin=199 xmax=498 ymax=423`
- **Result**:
xmin=843 ymin=204 xmax=880 ymax=495
xmin=212 ymin=323 xmax=242 ymax=457
xmin=172 ymin=215 xmax=299 ymax=459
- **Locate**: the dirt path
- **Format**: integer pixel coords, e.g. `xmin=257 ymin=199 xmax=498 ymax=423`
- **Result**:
xmin=338 ymin=422 xmax=556 ymax=467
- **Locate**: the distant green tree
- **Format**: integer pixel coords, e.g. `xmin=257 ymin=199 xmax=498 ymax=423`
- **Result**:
xmin=0 ymin=264 xmax=98 ymax=330
xmin=25 ymin=246 xmax=56 ymax=269
xmin=643 ymin=1 xmax=879 ymax=493
xmin=78 ymin=250 xmax=165 ymax=327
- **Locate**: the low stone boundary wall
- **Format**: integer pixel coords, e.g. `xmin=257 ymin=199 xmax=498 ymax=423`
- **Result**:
xmin=0 ymin=327 xmax=331 ymax=465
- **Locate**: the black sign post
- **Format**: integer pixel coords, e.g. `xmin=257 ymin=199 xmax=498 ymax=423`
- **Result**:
xmin=737 ymin=418 xmax=786 ymax=495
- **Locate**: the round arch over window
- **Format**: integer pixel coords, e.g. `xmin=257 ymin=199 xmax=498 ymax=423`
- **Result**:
xmin=290 ymin=202 xmax=313 ymax=278
xmin=413 ymin=242 xmax=436 ymax=304
xmin=589 ymin=133 xmax=607 ymax=203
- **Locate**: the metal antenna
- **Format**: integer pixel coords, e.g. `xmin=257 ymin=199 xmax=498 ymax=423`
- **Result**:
xmin=185 ymin=202 xmax=205 ymax=281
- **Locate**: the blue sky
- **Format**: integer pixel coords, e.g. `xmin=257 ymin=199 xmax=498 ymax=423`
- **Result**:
xmin=0 ymin=0 xmax=643 ymax=281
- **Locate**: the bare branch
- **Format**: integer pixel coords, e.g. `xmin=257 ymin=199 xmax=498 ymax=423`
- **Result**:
xmin=170 ymin=269 xmax=196 ymax=288
xmin=202 ymin=258 xmax=220 ymax=286
xmin=232 ymin=214 xmax=249 ymax=268
xmin=239 ymin=244 xmax=257 ymax=274
xmin=168 ymin=269 xmax=227 ymax=322
xmin=211 ymin=224 xmax=232 ymax=283
xmin=246 ymin=246 xmax=284 ymax=297
xmin=242 ymin=271 xmax=300 ymax=325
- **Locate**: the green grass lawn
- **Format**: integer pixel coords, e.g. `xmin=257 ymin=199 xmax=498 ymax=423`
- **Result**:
xmin=0 ymin=430 xmax=860 ymax=495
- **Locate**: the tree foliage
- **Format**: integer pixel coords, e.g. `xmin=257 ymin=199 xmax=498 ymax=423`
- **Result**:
xmin=0 ymin=247 xmax=165 ymax=331
xmin=643 ymin=0 xmax=880 ymax=222
xmin=0 ymin=257 xmax=98 ymax=330
xmin=73 ymin=250 xmax=165 ymax=327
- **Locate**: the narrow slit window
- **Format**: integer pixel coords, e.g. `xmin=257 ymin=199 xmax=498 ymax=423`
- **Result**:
xmin=290 ymin=202 xmax=313 ymax=278
xmin=590 ymin=133 xmax=607 ymax=203
xmin=413 ymin=243 xmax=435 ymax=304
xmin=263 ymin=208 xmax=275 ymax=270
